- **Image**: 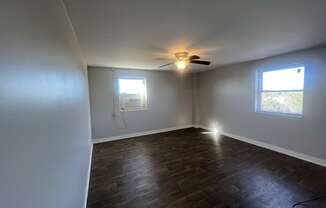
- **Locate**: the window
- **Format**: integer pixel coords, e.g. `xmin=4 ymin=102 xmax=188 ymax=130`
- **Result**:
xmin=118 ymin=78 xmax=147 ymax=112
xmin=256 ymin=65 xmax=305 ymax=116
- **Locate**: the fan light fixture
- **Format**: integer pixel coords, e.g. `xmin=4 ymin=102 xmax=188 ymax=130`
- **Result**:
xmin=174 ymin=52 xmax=189 ymax=70
xmin=158 ymin=51 xmax=210 ymax=70
xmin=175 ymin=60 xmax=188 ymax=70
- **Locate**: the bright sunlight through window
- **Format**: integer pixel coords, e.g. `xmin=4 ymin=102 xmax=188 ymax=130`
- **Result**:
xmin=119 ymin=78 xmax=147 ymax=112
xmin=256 ymin=65 xmax=305 ymax=116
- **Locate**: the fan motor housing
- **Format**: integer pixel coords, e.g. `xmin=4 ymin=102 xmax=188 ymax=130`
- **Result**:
xmin=175 ymin=52 xmax=189 ymax=60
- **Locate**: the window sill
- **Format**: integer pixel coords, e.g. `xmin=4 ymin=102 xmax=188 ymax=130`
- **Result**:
xmin=255 ymin=110 xmax=303 ymax=118
xmin=120 ymin=108 xmax=148 ymax=112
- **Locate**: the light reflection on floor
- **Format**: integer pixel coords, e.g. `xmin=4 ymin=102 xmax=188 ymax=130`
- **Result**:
xmin=201 ymin=129 xmax=221 ymax=142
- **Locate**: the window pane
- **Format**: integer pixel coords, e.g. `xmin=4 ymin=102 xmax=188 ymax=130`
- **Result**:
xmin=262 ymin=66 xmax=304 ymax=91
xmin=118 ymin=78 xmax=147 ymax=111
xmin=119 ymin=79 xmax=146 ymax=95
xmin=261 ymin=91 xmax=303 ymax=115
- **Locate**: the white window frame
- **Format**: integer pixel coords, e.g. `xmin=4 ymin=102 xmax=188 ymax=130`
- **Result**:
xmin=118 ymin=76 xmax=148 ymax=112
xmin=255 ymin=63 xmax=305 ymax=118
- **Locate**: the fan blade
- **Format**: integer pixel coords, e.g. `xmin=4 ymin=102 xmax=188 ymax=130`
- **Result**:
xmin=159 ymin=62 xmax=174 ymax=68
xmin=190 ymin=60 xmax=210 ymax=65
xmin=189 ymin=55 xmax=200 ymax=60
xmin=155 ymin=57 xmax=174 ymax=61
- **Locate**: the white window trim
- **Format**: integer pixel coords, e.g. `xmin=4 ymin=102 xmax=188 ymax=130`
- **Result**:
xmin=118 ymin=76 xmax=148 ymax=112
xmin=255 ymin=63 xmax=305 ymax=118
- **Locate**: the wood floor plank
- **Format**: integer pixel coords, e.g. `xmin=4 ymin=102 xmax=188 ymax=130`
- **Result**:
xmin=87 ymin=128 xmax=326 ymax=208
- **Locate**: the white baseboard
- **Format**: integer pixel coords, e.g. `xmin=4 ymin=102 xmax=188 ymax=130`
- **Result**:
xmin=83 ymin=143 xmax=93 ymax=208
xmin=195 ymin=125 xmax=326 ymax=167
xmin=222 ymin=132 xmax=326 ymax=167
xmin=93 ymin=124 xmax=326 ymax=167
xmin=93 ymin=125 xmax=194 ymax=144
xmin=194 ymin=125 xmax=209 ymax=130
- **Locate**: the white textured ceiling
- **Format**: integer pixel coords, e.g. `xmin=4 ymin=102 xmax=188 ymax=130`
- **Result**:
xmin=64 ymin=0 xmax=326 ymax=71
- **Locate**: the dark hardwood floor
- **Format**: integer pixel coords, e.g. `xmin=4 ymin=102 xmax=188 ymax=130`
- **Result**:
xmin=87 ymin=128 xmax=326 ymax=208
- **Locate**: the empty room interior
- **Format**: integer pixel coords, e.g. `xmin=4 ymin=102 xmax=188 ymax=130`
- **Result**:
xmin=2 ymin=0 xmax=326 ymax=208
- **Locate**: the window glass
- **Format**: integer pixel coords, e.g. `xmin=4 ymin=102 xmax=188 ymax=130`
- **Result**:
xmin=118 ymin=78 xmax=147 ymax=112
xmin=262 ymin=67 xmax=304 ymax=91
xmin=257 ymin=65 xmax=305 ymax=116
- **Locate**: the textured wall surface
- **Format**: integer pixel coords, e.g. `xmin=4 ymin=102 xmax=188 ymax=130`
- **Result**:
xmin=197 ymin=46 xmax=326 ymax=160
xmin=0 ymin=1 xmax=92 ymax=207
xmin=88 ymin=67 xmax=193 ymax=139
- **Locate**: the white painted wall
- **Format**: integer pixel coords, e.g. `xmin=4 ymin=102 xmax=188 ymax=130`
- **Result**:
xmin=197 ymin=46 xmax=326 ymax=161
xmin=0 ymin=1 xmax=92 ymax=208
xmin=88 ymin=66 xmax=193 ymax=139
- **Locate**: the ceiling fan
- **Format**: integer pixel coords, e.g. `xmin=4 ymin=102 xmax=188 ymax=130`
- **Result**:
xmin=159 ymin=52 xmax=211 ymax=70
